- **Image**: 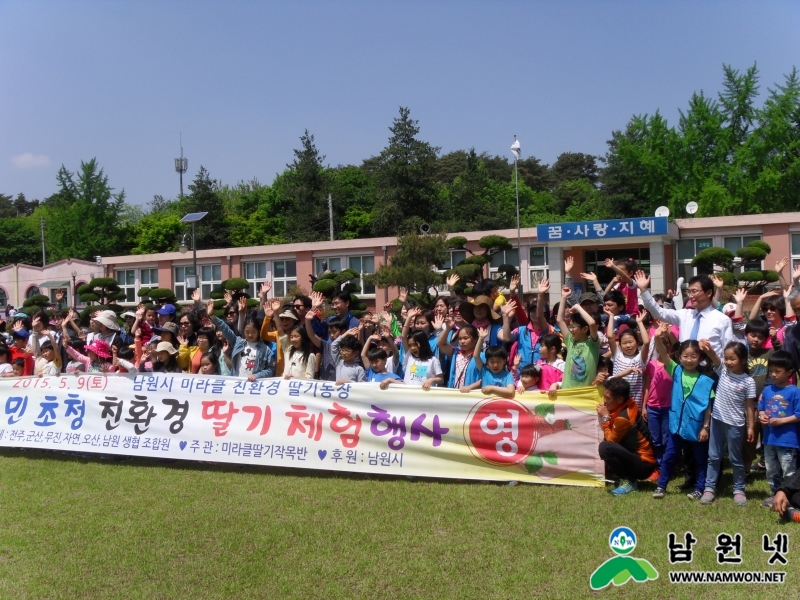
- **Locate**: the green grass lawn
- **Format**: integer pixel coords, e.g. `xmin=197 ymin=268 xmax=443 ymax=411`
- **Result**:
xmin=0 ymin=449 xmax=795 ymax=599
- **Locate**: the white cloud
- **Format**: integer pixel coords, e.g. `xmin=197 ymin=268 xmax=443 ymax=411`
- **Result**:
xmin=11 ymin=153 xmax=51 ymax=169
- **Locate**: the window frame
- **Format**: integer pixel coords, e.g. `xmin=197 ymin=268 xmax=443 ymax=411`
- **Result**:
xmin=200 ymin=264 xmax=222 ymax=300
xmin=676 ymin=238 xmax=715 ymax=283
xmin=115 ymin=269 xmax=137 ymax=303
xmin=313 ymin=254 xmax=376 ymax=297
xmin=271 ymin=259 xmax=298 ymax=299
xmin=528 ymin=246 xmax=549 ymax=291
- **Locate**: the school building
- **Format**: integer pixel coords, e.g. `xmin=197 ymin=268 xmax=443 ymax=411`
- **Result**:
xmin=2 ymin=212 xmax=799 ymax=312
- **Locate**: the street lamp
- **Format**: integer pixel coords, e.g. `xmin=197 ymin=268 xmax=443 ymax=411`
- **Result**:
xmin=71 ymin=270 xmax=77 ymax=309
xmin=180 ymin=212 xmax=208 ymax=295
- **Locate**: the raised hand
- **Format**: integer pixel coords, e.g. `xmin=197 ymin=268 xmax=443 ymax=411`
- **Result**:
xmin=310 ymin=291 xmax=325 ymax=309
xmin=776 ymin=256 xmax=790 ymax=274
xmin=604 ymin=257 xmax=615 ymax=269
xmin=561 ymin=285 xmax=572 ymax=299
xmin=509 ymin=274 xmax=520 ymax=294
xmin=432 ymin=314 xmax=445 ymax=331
xmin=406 ymin=307 xmax=422 ymax=322
xmin=446 ymin=273 xmax=460 ymax=288
xmin=477 ymin=326 xmax=489 ymax=339
xmin=732 ymin=287 xmax=748 ymax=304
xmin=237 ymin=296 xmax=247 ymax=313
xmin=666 ymin=289 xmax=675 ymax=299
xmin=135 ymin=306 xmax=145 ymax=319
xmin=260 ymin=281 xmax=272 ymax=297
xmin=580 ymin=272 xmax=598 ymax=283
xmin=794 ymin=264 xmax=800 ymax=282
xmin=513 ymin=354 xmax=521 ymax=368
xmin=698 ymin=339 xmax=712 ymax=354
xmin=500 ymin=300 xmax=517 ymax=317
xmin=222 ymin=339 xmax=231 ymax=354
xmin=635 ymin=310 xmax=647 ymax=324
xmin=633 ymin=270 xmax=650 ymax=293
xmin=538 ymin=278 xmax=550 ymax=295
xmin=398 ymin=287 xmax=408 ymax=303
xmin=710 ymin=274 xmax=724 ymax=290
xmin=564 ymin=256 xmax=574 ymax=273
xmin=206 ymin=299 xmax=215 ymax=316
xmin=784 ymin=285 xmax=794 ymax=300
xmin=344 ymin=326 xmax=360 ymax=338
xmin=55 ymin=289 xmax=65 ymax=301
xmin=177 ymin=335 xmax=188 ymax=346
xmin=191 ymin=289 xmax=201 ymax=302
xmin=270 ymin=298 xmax=282 ymax=314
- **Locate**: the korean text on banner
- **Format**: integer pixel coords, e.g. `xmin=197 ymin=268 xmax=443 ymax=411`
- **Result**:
xmin=0 ymin=375 xmax=605 ymax=487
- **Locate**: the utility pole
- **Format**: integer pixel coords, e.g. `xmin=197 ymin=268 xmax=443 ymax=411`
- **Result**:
xmin=40 ymin=216 xmax=46 ymax=267
xmin=328 ymin=193 xmax=334 ymax=241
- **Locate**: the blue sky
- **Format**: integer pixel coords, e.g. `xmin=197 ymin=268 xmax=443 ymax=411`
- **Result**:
xmin=1 ymin=1 xmax=798 ymax=206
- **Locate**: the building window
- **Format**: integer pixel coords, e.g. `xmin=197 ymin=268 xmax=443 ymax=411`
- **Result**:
xmin=584 ymin=248 xmax=652 ymax=287
xmin=140 ymin=268 xmax=159 ymax=286
xmin=724 ymin=235 xmax=763 ymax=272
xmin=201 ymin=265 xmax=222 ymax=300
xmin=272 ymin=260 xmax=297 ymax=299
xmin=529 ymin=246 xmax=549 ymax=290
xmin=791 ymin=234 xmax=800 ymax=276
xmin=243 ymin=261 xmax=269 ymax=298
xmin=314 ymin=257 xmax=342 ymax=277
xmin=48 ymin=287 xmax=69 ymax=306
xmin=348 ymin=255 xmax=375 ymax=295
xmin=0 ymin=288 xmax=7 ymax=309
xmin=174 ymin=266 xmax=196 ymax=301
xmin=435 ymin=250 xmax=468 ymax=293
xmin=115 ymin=269 xmax=136 ymax=303
xmin=26 ymin=286 xmax=40 ymax=299
xmin=489 ymin=249 xmax=520 ymax=283
xmin=676 ymin=238 xmax=714 ymax=282
xmin=314 ymin=256 xmax=376 ymax=296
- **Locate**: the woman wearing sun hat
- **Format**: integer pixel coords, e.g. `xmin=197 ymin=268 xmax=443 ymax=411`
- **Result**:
xmin=458 ymin=295 xmax=503 ymax=351
xmin=151 ymin=341 xmax=182 ymax=373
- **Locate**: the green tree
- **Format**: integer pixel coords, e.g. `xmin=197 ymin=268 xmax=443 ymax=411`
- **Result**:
xmin=370 ymin=107 xmax=440 ymax=235
xmin=432 ymin=150 xmax=515 ymax=232
xmin=131 ymin=212 xmax=184 ymax=254
xmin=367 ymin=232 xmax=448 ymax=306
xmin=179 ymin=166 xmax=230 ymax=250
xmin=283 ymin=130 xmax=332 ymax=242
xmin=44 ymin=158 xmax=129 ymax=261
xmin=0 ymin=218 xmax=42 ymax=265
xmin=551 ymin=152 xmax=599 ymax=187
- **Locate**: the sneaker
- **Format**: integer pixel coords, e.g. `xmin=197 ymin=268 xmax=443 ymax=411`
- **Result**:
xmin=762 ymin=496 xmax=775 ymax=508
xmin=611 ymin=480 xmax=638 ymax=496
xmin=507 ymin=480 xmax=520 ymax=487
xmin=733 ymin=492 xmax=747 ymax=506
xmin=646 ymin=470 xmax=660 ymax=483
xmin=678 ymin=479 xmax=697 ymax=491
xmin=752 ymin=462 xmax=766 ymax=472
xmin=783 ymin=507 xmax=800 ymax=523
xmin=687 ymin=490 xmax=703 ymax=500
xmin=700 ymin=490 xmax=716 ymax=504
xmin=652 ymin=487 xmax=666 ymax=499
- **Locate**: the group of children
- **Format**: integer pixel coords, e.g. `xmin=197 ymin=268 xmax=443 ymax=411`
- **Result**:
xmin=6 ymin=255 xmax=800 ymax=514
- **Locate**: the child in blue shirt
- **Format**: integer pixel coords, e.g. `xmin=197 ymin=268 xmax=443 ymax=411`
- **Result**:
xmin=474 ymin=332 xmax=515 ymax=398
xmin=758 ymin=351 xmax=800 ymax=507
xmin=363 ymin=346 xmax=402 ymax=384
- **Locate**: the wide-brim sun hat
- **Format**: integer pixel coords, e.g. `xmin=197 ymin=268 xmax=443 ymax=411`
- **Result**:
xmin=86 ymin=340 xmax=112 ymax=359
xmin=156 ymin=341 xmax=178 ymax=355
xmin=278 ymin=310 xmax=298 ymax=321
xmin=471 ymin=295 xmax=501 ymax=321
xmin=94 ymin=314 xmax=120 ymax=331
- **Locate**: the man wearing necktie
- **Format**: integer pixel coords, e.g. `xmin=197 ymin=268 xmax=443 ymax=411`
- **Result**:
xmin=634 ymin=272 xmax=733 ymax=359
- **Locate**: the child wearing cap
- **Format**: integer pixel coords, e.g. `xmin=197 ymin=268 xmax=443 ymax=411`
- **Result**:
xmin=9 ymin=328 xmax=34 ymax=376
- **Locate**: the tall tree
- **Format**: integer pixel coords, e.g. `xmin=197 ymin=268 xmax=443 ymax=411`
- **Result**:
xmin=551 ymin=152 xmax=599 ymax=187
xmin=45 ymin=159 xmax=128 ymax=261
xmin=179 ymin=166 xmax=230 ymax=249
xmin=0 ymin=218 xmax=42 ymax=265
xmin=370 ymin=107 xmax=440 ymax=235
xmin=283 ymin=130 xmax=331 ymax=242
